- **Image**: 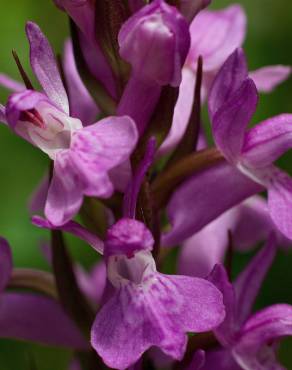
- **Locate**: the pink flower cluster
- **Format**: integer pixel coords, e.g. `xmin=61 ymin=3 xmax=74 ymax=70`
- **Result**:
xmin=0 ymin=1 xmax=291 ymax=369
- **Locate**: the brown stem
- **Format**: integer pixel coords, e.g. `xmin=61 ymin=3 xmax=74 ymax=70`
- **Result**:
xmin=7 ymin=268 xmax=58 ymax=299
xmin=12 ymin=50 xmax=34 ymax=90
xmin=152 ymin=147 xmax=224 ymax=209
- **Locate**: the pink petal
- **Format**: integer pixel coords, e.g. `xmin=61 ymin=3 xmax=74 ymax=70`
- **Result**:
xmin=123 ymin=137 xmax=156 ymax=218
xmin=186 ymin=350 xmax=206 ymax=370
xmin=187 ymin=5 xmax=246 ymax=72
xmin=26 ymin=22 xmax=69 ymax=114
xmin=267 ymin=168 xmax=292 ymax=240
xmin=0 ymin=74 xmax=25 ymax=92
xmin=75 ymin=261 xmax=106 ymax=305
xmin=117 ymin=76 xmax=161 ymax=135
xmin=178 ymin=208 xmax=236 ymax=277
xmin=202 ymin=349 xmax=240 ymax=370
xmin=91 ymin=272 xmax=224 ymax=369
xmin=212 ymin=78 xmax=258 ymax=162
xmin=32 ymin=216 xmax=104 ymax=254
xmin=79 ymin=32 xmax=116 ymax=97
xmin=0 ymin=292 xmax=87 ymax=349
xmin=63 ymin=39 xmax=98 ymax=125
xmin=250 ymin=65 xmax=291 ymax=93
xmin=208 ymin=265 xmax=237 ymax=347
xmin=234 ymin=234 xmax=277 ymax=325
xmin=242 ymin=114 xmax=292 ymax=168
xmin=178 ymin=195 xmax=281 ymax=278
xmin=163 ymin=162 xmax=263 ymax=247
xmin=208 ymin=48 xmax=248 ymax=120
xmin=28 ymin=172 xmax=49 ymax=214
xmin=233 ymin=304 xmax=292 ymax=370
xmin=0 ymin=238 xmax=12 ymax=292
xmin=158 ymin=68 xmax=196 ymax=157
xmin=45 ymin=150 xmax=84 ymax=226
xmin=71 ymin=116 xmax=138 ymax=174
xmin=232 ymin=196 xmax=277 ymax=251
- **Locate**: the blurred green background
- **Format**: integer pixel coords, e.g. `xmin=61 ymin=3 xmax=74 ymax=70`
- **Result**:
xmin=0 ymin=0 xmax=291 ymax=369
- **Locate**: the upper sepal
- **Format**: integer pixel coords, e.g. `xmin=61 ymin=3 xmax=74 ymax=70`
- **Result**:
xmin=119 ymin=0 xmax=190 ymax=87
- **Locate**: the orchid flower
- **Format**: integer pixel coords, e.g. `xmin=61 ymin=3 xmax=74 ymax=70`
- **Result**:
xmin=0 ymin=237 xmax=87 ymax=349
xmin=34 ymin=138 xmax=225 ymax=369
xmin=90 ymin=218 xmax=225 ymax=370
xmin=53 ymin=0 xmax=116 ymax=96
xmin=178 ymin=195 xmax=289 ymax=277
xmin=3 ymin=22 xmax=138 ymax=226
xmin=159 ymin=4 xmax=291 ymax=156
xmin=202 ymin=235 xmax=292 ymax=370
xmin=117 ymin=0 xmax=191 ymax=135
xmin=163 ymin=48 xmax=292 ymax=246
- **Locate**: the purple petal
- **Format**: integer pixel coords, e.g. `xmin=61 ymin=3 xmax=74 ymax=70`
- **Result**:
xmin=178 ymin=196 xmax=280 ymax=278
xmin=32 ymin=215 xmax=104 ymax=254
xmin=208 ymin=48 xmax=248 ymax=119
xmin=187 ymin=5 xmax=246 ymax=72
xmin=91 ymin=279 xmax=186 ymax=369
xmin=211 ymin=78 xmax=258 ymax=163
xmin=91 ymin=270 xmax=224 ymax=369
xmin=71 ymin=116 xmax=138 ymax=189
xmin=63 ymin=39 xmax=98 ymax=125
xmin=28 ymin=172 xmax=49 ymax=214
xmin=186 ymin=350 xmax=206 ymax=370
xmin=0 ymin=292 xmax=87 ymax=349
xmin=178 ymin=208 xmax=236 ymax=277
xmin=79 ymin=32 xmax=116 ymax=97
xmin=202 ymin=349 xmax=240 ymax=370
xmin=5 ymin=90 xmax=48 ymax=129
xmin=233 ymin=304 xmax=292 ymax=370
xmin=109 ymin=160 xmax=132 ymax=193
xmin=105 ymin=219 xmax=154 ymax=257
xmin=267 ymin=168 xmax=292 ymax=240
xmin=0 ymin=238 xmax=12 ymax=293
xmin=0 ymin=74 xmax=25 ymax=92
xmin=123 ymin=137 xmax=156 ymax=218
xmin=55 ymin=0 xmax=94 ymax=38
xmin=208 ymin=265 xmax=237 ymax=347
xmin=117 ymin=76 xmax=161 ymax=135
xmin=232 ymin=196 xmax=278 ymax=251
xmin=158 ymin=68 xmax=196 ymax=156
xmin=45 ymin=150 xmax=84 ymax=226
xmin=250 ymin=65 xmax=291 ymax=93
xmin=234 ymin=234 xmax=277 ymax=325
xmin=163 ymin=162 xmax=263 ymax=247
xmin=75 ymin=261 xmax=106 ymax=305
xmin=6 ymin=91 xmax=82 ymax=159
xmin=119 ymin=0 xmax=190 ymax=87
xmin=162 ymin=275 xmax=225 ymax=333
xmin=26 ymin=22 xmax=69 ymax=114
xmin=241 ymin=114 xmax=292 ymax=168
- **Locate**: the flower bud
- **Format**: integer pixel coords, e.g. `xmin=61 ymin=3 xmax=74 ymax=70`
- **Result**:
xmin=119 ymin=0 xmax=190 ymax=87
